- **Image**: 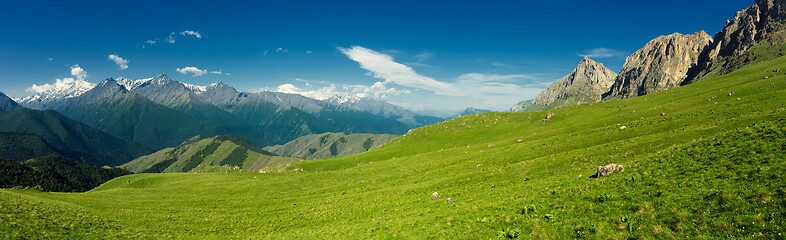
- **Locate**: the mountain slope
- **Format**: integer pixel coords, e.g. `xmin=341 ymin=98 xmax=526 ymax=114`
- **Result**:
xmin=263 ymin=132 xmax=399 ymax=159
xmin=605 ymin=31 xmax=712 ymax=99
xmin=521 ymin=57 xmax=617 ymax=112
xmin=0 ymin=91 xmax=21 ymax=111
xmin=686 ymin=0 xmax=786 ymax=82
xmin=47 ymin=79 xmax=270 ymax=149
xmin=0 ymin=108 xmax=151 ymax=166
xmin=0 ymin=132 xmax=61 ymax=161
xmin=121 ymin=135 xmax=301 ymax=173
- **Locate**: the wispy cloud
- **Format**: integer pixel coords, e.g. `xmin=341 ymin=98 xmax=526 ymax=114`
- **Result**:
xmin=209 ymin=70 xmax=231 ymax=76
xmin=491 ymin=61 xmax=518 ymax=68
xmin=276 ymin=48 xmax=288 ymax=53
xmin=46 ymin=57 xmax=53 ymax=61
xmin=177 ymin=67 xmax=230 ymax=77
xmin=179 ymin=30 xmax=202 ymax=39
xmin=108 ymin=54 xmax=129 ymax=70
xmin=336 ymin=46 xmax=543 ymax=108
xmin=144 ymin=30 xmax=201 ymax=47
xmin=414 ymin=52 xmax=434 ymax=62
xmin=577 ymin=48 xmax=626 ymax=58
xmin=166 ymin=32 xmax=177 ymax=43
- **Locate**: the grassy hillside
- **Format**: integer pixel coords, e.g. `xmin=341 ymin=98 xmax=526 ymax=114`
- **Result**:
xmin=263 ymin=132 xmax=398 ymax=159
xmin=121 ymin=135 xmax=302 ymax=173
xmin=2 ymin=54 xmax=785 ymax=238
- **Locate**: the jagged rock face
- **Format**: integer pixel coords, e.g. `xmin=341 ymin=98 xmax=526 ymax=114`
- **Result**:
xmin=606 ymin=32 xmax=712 ymax=99
xmin=534 ymin=57 xmax=617 ymax=106
xmin=687 ymin=0 xmax=786 ymax=81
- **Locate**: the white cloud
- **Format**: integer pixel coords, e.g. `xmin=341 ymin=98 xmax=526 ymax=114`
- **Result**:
xmin=338 ymin=46 xmax=452 ymax=94
xmin=306 ymin=50 xmax=313 ymax=54
xmin=176 ymin=67 xmax=207 ymax=77
xmin=276 ymin=48 xmax=288 ymax=53
xmin=70 ymin=65 xmax=87 ymax=79
xmin=414 ymin=52 xmax=434 ymax=62
xmin=338 ymin=46 xmax=544 ymax=110
xmin=209 ymin=70 xmax=231 ymax=76
xmin=166 ymin=32 xmax=176 ymax=44
xmin=47 ymin=57 xmax=53 ymax=61
xmin=263 ymin=50 xmax=269 ymax=55
xmin=146 ymin=40 xmax=156 ymax=45
xmin=108 ymin=54 xmax=129 ymax=70
xmin=180 ymin=30 xmax=202 ymax=38
xmin=577 ymin=48 xmax=626 ymax=58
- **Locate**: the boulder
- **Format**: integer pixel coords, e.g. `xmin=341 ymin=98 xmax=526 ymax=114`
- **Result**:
xmin=596 ymin=163 xmax=625 ymax=177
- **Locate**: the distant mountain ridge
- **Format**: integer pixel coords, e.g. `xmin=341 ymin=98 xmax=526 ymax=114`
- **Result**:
xmin=14 ymin=74 xmax=436 ymax=148
xmin=456 ymin=107 xmax=492 ymax=117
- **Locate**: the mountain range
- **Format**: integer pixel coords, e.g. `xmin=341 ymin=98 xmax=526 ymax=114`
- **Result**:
xmin=14 ymin=74 xmax=442 ymax=150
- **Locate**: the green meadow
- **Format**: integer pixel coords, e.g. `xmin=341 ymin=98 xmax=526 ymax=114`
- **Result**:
xmin=2 ymin=55 xmax=785 ymax=238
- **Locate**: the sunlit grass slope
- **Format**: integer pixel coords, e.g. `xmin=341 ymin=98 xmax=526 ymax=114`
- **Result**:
xmin=2 ymin=56 xmax=786 ymax=238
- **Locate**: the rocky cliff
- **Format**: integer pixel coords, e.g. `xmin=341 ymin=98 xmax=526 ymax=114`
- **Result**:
xmin=536 ymin=57 xmax=617 ymax=105
xmin=685 ymin=0 xmax=786 ymax=82
xmin=604 ymin=32 xmax=712 ymax=99
xmin=515 ymin=57 xmax=616 ymax=112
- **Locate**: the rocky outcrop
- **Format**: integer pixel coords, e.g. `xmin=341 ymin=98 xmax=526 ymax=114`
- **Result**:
xmin=536 ymin=57 xmax=617 ymax=106
xmin=509 ymin=100 xmax=533 ymax=112
xmin=686 ymin=0 xmax=786 ymax=82
xmin=604 ymin=32 xmax=712 ymax=99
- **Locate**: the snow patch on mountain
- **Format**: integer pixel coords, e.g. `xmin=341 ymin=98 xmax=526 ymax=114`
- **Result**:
xmin=182 ymin=83 xmax=207 ymax=92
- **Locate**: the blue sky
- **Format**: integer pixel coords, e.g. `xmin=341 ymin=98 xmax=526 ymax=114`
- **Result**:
xmin=0 ymin=0 xmax=753 ymax=114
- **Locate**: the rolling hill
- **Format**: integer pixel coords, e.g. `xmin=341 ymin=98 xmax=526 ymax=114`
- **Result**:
xmin=121 ymin=135 xmax=302 ymax=173
xmin=263 ymin=132 xmax=399 ymax=159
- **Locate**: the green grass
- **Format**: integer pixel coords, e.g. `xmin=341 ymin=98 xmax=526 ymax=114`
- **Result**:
xmin=3 ymin=54 xmax=786 ymax=238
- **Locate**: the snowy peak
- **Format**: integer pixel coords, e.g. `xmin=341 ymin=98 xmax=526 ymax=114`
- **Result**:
xmin=116 ymin=77 xmax=153 ymax=91
xmin=326 ymin=93 xmax=363 ymax=104
xmin=183 ymin=83 xmax=207 ymax=92
xmin=18 ymin=78 xmax=96 ymax=107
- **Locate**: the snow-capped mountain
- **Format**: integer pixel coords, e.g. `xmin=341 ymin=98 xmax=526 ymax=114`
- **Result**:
xmin=323 ymin=93 xmax=443 ymax=127
xmin=17 ymin=78 xmax=96 ymax=109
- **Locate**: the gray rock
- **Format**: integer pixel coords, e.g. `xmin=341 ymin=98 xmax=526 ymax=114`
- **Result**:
xmin=605 ymin=32 xmax=712 ymax=99
xmin=597 ymin=163 xmax=625 ymax=177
